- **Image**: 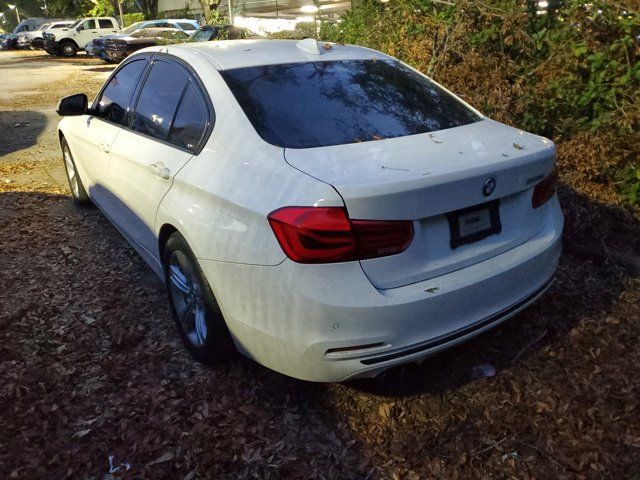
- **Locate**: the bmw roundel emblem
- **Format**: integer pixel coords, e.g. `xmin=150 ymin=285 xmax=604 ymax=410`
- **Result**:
xmin=482 ymin=177 xmax=496 ymax=197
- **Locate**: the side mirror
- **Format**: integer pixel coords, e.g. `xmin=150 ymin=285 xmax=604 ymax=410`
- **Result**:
xmin=76 ymin=25 xmax=84 ymax=32
xmin=56 ymin=93 xmax=88 ymax=116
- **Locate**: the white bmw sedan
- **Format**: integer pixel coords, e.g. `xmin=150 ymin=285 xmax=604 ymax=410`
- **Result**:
xmin=56 ymin=39 xmax=563 ymax=382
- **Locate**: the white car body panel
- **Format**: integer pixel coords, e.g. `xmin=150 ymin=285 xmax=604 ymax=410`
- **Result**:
xmin=58 ymin=40 xmax=563 ymax=381
xmin=107 ymin=129 xmax=193 ymax=256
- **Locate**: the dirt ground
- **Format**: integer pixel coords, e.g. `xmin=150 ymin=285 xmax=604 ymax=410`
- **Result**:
xmin=1 ymin=49 xmax=640 ymax=480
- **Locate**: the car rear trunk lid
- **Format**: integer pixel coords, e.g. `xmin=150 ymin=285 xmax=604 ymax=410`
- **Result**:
xmin=284 ymin=119 xmax=557 ymax=289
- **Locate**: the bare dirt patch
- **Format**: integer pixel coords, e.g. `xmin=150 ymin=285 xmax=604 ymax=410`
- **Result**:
xmin=0 ymin=51 xmax=639 ymax=480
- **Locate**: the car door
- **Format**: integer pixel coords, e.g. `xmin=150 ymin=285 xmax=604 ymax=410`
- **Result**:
xmin=107 ymin=57 xmax=211 ymax=259
xmin=74 ymin=19 xmax=98 ymax=47
xmin=70 ymin=58 xmax=148 ymax=202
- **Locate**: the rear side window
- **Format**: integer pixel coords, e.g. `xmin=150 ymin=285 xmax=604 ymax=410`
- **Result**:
xmin=96 ymin=59 xmax=147 ymax=125
xmin=177 ymin=22 xmax=196 ymax=30
xmin=221 ymin=59 xmax=481 ymax=149
xmin=169 ymin=84 xmax=208 ymax=151
xmin=98 ymin=19 xmax=115 ymax=29
xmin=132 ymin=60 xmax=189 ymax=141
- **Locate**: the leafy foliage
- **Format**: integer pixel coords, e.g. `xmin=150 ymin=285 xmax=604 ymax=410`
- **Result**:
xmin=322 ymin=0 xmax=640 ymax=206
xmin=268 ymin=22 xmax=317 ymax=39
xmin=204 ymin=7 xmax=228 ymax=25
xmin=122 ymin=12 xmax=144 ymax=26
xmin=88 ymin=0 xmax=115 ymax=17
xmin=45 ymin=0 xmax=93 ymax=18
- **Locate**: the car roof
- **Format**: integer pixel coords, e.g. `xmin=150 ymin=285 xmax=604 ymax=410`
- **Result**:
xmin=161 ymin=39 xmax=391 ymax=71
xmin=161 ymin=19 xmax=198 ymax=23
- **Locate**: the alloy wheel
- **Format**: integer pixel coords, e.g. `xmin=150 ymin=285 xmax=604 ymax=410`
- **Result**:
xmin=63 ymin=145 xmax=79 ymax=198
xmin=167 ymin=250 xmax=208 ymax=347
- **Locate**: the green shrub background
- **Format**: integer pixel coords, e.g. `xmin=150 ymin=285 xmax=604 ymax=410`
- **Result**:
xmin=320 ymin=0 xmax=639 ymax=207
xmin=121 ymin=12 xmax=145 ymax=27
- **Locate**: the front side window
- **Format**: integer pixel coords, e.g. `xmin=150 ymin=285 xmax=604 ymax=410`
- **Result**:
xmin=78 ymin=19 xmax=94 ymax=31
xmin=169 ymin=83 xmax=208 ymax=150
xmin=221 ymin=59 xmax=482 ymax=149
xmin=96 ymin=59 xmax=147 ymax=125
xmin=132 ymin=60 xmax=189 ymax=141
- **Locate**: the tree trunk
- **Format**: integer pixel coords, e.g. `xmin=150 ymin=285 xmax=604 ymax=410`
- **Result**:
xmin=199 ymin=0 xmax=222 ymax=23
xmin=139 ymin=0 xmax=158 ymax=19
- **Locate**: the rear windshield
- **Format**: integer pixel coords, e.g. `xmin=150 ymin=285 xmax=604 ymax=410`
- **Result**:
xmin=177 ymin=22 xmax=196 ymax=30
xmin=220 ymin=59 xmax=481 ymax=149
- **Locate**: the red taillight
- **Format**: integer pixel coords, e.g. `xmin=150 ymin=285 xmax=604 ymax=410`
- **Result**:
xmin=267 ymin=207 xmax=413 ymax=264
xmin=532 ymin=169 xmax=558 ymax=209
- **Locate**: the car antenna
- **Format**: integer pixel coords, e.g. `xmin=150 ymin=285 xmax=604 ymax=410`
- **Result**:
xmin=296 ymin=38 xmax=323 ymax=55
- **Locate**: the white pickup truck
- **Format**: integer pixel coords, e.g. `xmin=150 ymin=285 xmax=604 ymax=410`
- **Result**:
xmin=17 ymin=21 xmax=75 ymax=49
xmin=42 ymin=17 xmax=120 ymax=57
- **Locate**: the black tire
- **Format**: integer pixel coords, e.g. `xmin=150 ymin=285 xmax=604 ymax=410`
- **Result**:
xmin=61 ymin=137 xmax=91 ymax=205
xmin=59 ymin=41 xmax=77 ymax=57
xmin=163 ymin=232 xmax=235 ymax=364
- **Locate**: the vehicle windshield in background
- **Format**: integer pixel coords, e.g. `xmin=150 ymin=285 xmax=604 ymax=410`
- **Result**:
xmin=190 ymin=28 xmax=213 ymax=42
xmin=123 ymin=22 xmax=144 ymax=34
xmin=220 ymin=59 xmax=482 ymax=149
xmin=130 ymin=28 xmax=165 ymax=38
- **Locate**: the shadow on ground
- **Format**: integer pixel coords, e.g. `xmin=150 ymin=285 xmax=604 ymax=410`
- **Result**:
xmin=0 ymin=111 xmax=48 ymax=156
xmin=83 ymin=66 xmax=117 ymax=73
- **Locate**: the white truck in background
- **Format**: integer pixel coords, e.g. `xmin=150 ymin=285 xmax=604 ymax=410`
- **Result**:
xmin=42 ymin=17 xmax=120 ymax=57
xmin=17 ymin=21 xmax=75 ymax=49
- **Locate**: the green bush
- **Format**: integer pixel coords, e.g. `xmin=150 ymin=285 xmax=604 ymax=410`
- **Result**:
xmin=321 ymin=0 xmax=640 ymax=206
xmin=122 ymin=12 xmax=145 ymax=27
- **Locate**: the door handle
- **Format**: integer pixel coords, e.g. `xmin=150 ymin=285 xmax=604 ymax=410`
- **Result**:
xmin=99 ymin=143 xmax=110 ymax=153
xmin=150 ymin=162 xmax=170 ymax=179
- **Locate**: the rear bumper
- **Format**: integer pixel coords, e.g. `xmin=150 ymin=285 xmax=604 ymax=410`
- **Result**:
xmin=200 ymin=198 xmax=563 ymax=382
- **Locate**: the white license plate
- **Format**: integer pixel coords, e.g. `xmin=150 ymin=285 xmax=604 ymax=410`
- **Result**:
xmin=458 ymin=208 xmax=492 ymax=238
